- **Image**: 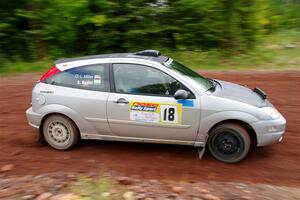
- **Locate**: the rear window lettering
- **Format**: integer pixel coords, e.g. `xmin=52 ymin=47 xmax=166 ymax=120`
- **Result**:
xmin=44 ymin=64 xmax=109 ymax=92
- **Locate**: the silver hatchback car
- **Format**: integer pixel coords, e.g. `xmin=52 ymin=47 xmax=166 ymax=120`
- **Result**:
xmin=26 ymin=50 xmax=286 ymax=163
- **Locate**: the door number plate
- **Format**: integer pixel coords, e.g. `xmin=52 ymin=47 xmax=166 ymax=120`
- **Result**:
xmin=129 ymin=101 xmax=182 ymax=124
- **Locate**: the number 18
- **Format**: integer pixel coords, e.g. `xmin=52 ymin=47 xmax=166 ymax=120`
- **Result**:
xmin=160 ymin=105 xmax=178 ymax=123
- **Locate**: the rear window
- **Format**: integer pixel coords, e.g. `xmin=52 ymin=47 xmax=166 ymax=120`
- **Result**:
xmin=44 ymin=64 xmax=109 ymax=92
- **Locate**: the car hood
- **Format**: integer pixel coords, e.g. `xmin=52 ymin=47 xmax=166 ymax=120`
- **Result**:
xmin=212 ymin=80 xmax=270 ymax=107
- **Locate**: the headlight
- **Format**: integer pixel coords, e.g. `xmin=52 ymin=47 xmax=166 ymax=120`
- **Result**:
xmin=260 ymin=107 xmax=280 ymax=119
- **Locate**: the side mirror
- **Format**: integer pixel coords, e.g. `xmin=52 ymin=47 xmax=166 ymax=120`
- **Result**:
xmin=174 ymin=89 xmax=190 ymax=100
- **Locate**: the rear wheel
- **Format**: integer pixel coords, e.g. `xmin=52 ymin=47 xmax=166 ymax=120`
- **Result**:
xmin=208 ymin=123 xmax=250 ymax=163
xmin=43 ymin=114 xmax=79 ymax=150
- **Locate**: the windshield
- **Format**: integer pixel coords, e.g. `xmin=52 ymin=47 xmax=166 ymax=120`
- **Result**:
xmin=165 ymin=59 xmax=213 ymax=91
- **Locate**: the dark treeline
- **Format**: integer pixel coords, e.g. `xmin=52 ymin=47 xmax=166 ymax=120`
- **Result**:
xmin=0 ymin=0 xmax=299 ymax=61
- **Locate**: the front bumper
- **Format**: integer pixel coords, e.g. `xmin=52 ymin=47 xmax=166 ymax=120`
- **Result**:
xmin=251 ymin=115 xmax=286 ymax=146
xmin=26 ymin=107 xmax=42 ymax=129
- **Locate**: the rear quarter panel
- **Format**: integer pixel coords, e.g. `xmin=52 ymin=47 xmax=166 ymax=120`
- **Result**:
xmin=32 ymin=83 xmax=111 ymax=136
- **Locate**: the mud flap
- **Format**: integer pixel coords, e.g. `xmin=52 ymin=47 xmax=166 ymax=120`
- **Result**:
xmin=197 ymin=135 xmax=208 ymax=159
xmin=38 ymin=128 xmax=45 ymax=144
xmin=197 ymin=147 xmax=206 ymax=159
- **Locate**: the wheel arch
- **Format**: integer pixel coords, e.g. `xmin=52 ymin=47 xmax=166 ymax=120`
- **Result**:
xmin=39 ymin=112 xmax=81 ymax=140
xmin=208 ymin=119 xmax=257 ymax=147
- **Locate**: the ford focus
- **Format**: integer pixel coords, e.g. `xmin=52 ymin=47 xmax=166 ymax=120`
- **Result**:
xmin=26 ymin=50 xmax=286 ymax=163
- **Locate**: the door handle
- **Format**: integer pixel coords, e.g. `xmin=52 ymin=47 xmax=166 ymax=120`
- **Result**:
xmin=113 ymin=98 xmax=129 ymax=104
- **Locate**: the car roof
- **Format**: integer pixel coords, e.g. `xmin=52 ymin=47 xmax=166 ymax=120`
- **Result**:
xmin=54 ymin=51 xmax=169 ymax=65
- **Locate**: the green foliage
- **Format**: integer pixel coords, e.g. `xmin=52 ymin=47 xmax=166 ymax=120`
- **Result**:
xmin=0 ymin=0 xmax=299 ymax=63
xmin=1 ymin=30 xmax=299 ymax=73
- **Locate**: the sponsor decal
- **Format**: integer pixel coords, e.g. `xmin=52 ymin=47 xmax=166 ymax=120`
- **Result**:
xmin=130 ymin=102 xmax=159 ymax=112
xmin=129 ymin=101 xmax=182 ymax=124
xmin=177 ymin=99 xmax=194 ymax=107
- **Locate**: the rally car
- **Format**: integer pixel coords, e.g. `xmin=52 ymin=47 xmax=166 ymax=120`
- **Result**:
xmin=26 ymin=50 xmax=286 ymax=163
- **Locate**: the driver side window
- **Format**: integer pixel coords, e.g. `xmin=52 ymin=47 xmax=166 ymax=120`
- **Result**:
xmin=113 ymin=63 xmax=191 ymax=96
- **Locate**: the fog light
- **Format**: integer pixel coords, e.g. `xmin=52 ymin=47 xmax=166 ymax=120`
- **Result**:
xmin=268 ymin=126 xmax=278 ymax=132
xmin=279 ymin=136 xmax=283 ymax=142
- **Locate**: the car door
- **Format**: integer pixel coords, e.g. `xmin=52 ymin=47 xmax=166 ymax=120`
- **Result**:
xmin=106 ymin=63 xmax=201 ymax=142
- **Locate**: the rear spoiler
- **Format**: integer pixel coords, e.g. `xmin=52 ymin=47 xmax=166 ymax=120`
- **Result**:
xmin=253 ymin=87 xmax=267 ymax=100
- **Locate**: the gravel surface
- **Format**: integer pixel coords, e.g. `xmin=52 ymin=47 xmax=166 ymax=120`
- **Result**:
xmin=0 ymin=172 xmax=299 ymax=200
xmin=0 ymin=71 xmax=299 ymax=199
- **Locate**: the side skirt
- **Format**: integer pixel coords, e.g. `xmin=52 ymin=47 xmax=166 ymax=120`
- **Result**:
xmin=81 ymin=133 xmax=205 ymax=147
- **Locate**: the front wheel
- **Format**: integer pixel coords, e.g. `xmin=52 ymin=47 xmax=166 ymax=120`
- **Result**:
xmin=43 ymin=114 xmax=79 ymax=150
xmin=208 ymin=123 xmax=251 ymax=163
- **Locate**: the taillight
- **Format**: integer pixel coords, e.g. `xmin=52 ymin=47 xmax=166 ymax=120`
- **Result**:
xmin=39 ymin=66 xmax=61 ymax=82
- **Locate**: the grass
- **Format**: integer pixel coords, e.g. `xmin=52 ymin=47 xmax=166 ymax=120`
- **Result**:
xmin=165 ymin=30 xmax=300 ymax=70
xmin=0 ymin=60 xmax=52 ymax=74
xmin=70 ymin=176 xmax=126 ymax=200
xmin=0 ymin=30 xmax=299 ymax=74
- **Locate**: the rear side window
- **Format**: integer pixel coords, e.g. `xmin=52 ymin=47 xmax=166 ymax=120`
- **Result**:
xmin=44 ymin=64 xmax=109 ymax=92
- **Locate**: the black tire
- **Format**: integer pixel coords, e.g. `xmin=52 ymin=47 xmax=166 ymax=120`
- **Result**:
xmin=208 ymin=123 xmax=251 ymax=163
xmin=43 ymin=114 xmax=79 ymax=150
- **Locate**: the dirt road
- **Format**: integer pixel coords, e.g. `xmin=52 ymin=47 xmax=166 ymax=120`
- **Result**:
xmin=0 ymin=71 xmax=299 ymax=187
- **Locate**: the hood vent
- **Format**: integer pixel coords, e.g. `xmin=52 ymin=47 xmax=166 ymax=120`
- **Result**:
xmin=253 ymin=87 xmax=267 ymax=99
